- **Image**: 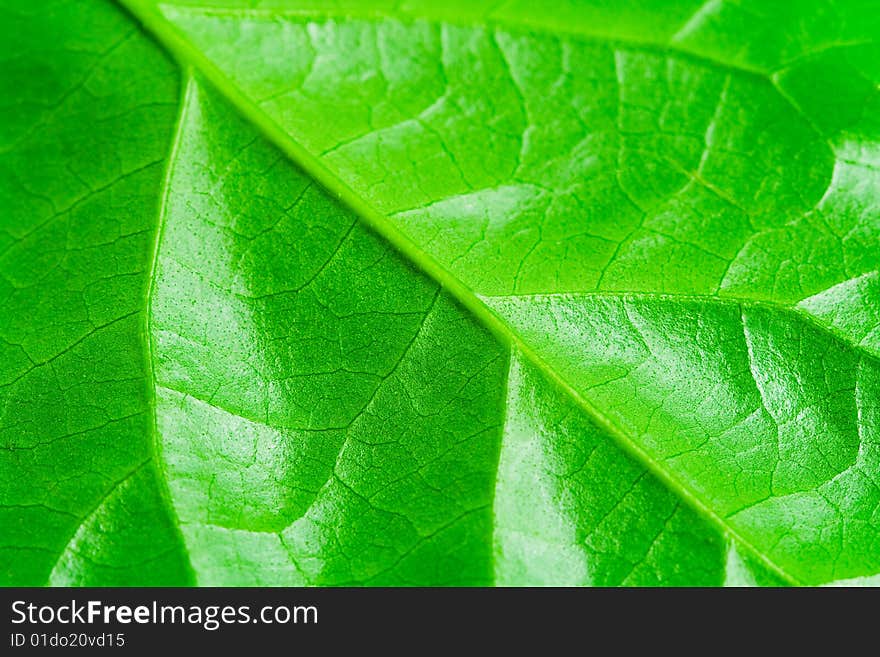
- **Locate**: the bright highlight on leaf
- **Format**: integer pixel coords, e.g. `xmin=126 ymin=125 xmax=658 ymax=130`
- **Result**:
xmin=1 ymin=0 xmax=878 ymax=586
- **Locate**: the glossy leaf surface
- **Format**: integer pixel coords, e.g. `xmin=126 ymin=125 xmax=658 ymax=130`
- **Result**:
xmin=1 ymin=0 xmax=878 ymax=585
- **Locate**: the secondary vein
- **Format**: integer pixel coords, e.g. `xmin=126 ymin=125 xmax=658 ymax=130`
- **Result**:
xmin=141 ymin=70 xmax=199 ymax=584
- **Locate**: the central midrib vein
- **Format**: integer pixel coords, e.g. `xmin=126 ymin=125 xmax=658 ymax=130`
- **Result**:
xmin=119 ymin=0 xmax=804 ymax=586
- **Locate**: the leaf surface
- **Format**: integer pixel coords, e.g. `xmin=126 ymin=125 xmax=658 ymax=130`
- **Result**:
xmin=1 ymin=0 xmax=878 ymax=585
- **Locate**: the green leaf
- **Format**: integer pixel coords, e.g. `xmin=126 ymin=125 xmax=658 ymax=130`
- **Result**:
xmin=0 ymin=0 xmax=190 ymax=585
xmin=1 ymin=0 xmax=878 ymax=586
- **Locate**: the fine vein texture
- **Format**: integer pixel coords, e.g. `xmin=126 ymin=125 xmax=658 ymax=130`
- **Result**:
xmin=494 ymin=349 xmax=727 ymax=586
xmin=143 ymin=0 xmax=880 ymax=584
xmin=0 ymin=0 xmax=191 ymax=585
xmin=153 ymin=78 xmax=730 ymax=585
xmin=2 ymin=0 xmax=878 ymax=586
xmin=152 ymin=77 xmax=506 ymax=585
